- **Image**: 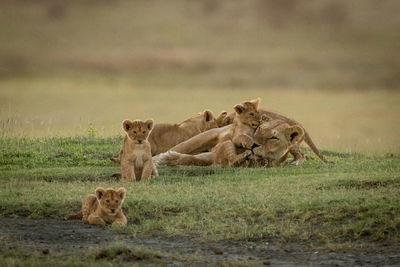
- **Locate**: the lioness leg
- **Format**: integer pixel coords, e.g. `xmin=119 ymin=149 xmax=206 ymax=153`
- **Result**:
xmin=121 ymin=158 xmax=136 ymax=181
xmin=87 ymin=214 xmax=106 ymax=226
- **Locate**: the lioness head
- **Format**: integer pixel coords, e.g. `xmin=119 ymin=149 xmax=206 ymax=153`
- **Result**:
xmin=233 ymin=98 xmax=261 ymax=129
xmin=95 ymin=187 xmax=126 ymax=216
xmin=122 ymin=119 xmax=154 ymax=144
xmin=252 ymin=118 xmax=304 ymax=166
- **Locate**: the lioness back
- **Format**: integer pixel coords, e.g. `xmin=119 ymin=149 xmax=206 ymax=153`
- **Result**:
xmin=147 ymin=110 xmax=218 ymax=156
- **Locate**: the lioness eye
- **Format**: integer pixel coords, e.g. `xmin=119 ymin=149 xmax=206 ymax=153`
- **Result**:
xmin=133 ymin=131 xmax=137 ymax=134
xmin=106 ymin=200 xmax=110 ymax=203
xmin=250 ymin=113 xmax=254 ymax=116
xmin=115 ymin=200 xmax=119 ymax=203
xmin=142 ymin=131 xmax=146 ymax=134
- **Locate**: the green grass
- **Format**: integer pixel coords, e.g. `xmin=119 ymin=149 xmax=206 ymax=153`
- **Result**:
xmin=1 ymin=137 xmax=399 ymax=246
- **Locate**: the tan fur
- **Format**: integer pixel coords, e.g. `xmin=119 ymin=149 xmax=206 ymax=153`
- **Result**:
xmin=111 ymin=110 xmax=219 ymax=163
xmin=155 ymin=98 xmax=263 ymax=167
xmin=169 ymin=99 xmax=261 ymax=156
xmin=120 ymin=119 xmax=157 ymax=181
xmin=65 ymin=187 xmax=127 ymax=226
xmin=215 ymin=108 xmax=328 ymax=164
xmin=156 ymin=118 xmax=305 ymax=168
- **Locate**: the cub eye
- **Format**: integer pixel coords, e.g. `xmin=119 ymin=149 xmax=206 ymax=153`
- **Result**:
xmin=142 ymin=131 xmax=146 ymax=134
xmin=133 ymin=131 xmax=137 ymax=134
xmin=106 ymin=200 xmax=110 ymax=203
xmin=250 ymin=112 xmax=255 ymax=116
xmin=115 ymin=200 xmax=119 ymax=203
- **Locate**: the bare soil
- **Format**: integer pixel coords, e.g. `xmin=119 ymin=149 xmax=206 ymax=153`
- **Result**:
xmin=0 ymin=218 xmax=399 ymax=266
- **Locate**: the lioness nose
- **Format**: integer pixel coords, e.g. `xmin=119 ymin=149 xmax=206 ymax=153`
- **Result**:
xmin=138 ymin=140 xmax=142 ymax=144
xmin=111 ymin=209 xmax=115 ymax=213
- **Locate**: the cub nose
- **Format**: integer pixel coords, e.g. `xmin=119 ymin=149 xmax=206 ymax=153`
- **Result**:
xmin=111 ymin=209 xmax=115 ymax=213
xmin=251 ymin=143 xmax=260 ymax=149
xmin=138 ymin=140 xmax=142 ymax=144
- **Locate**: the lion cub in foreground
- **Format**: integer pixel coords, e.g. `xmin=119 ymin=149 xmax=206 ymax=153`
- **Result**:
xmin=120 ymin=119 xmax=157 ymax=181
xmin=66 ymin=187 xmax=127 ymax=226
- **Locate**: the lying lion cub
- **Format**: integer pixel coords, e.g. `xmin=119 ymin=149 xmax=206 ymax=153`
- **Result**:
xmin=65 ymin=187 xmax=127 ymax=226
xmin=120 ymin=119 xmax=157 ymax=181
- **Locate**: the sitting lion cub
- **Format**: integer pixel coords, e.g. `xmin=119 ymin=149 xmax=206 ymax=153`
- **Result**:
xmin=120 ymin=119 xmax=157 ymax=181
xmin=65 ymin=187 xmax=127 ymax=226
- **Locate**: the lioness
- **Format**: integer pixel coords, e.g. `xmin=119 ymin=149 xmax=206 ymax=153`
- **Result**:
xmin=65 ymin=187 xmax=127 ymax=226
xmin=211 ymin=108 xmax=327 ymax=164
xmin=156 ymin=118 xmax=305 ymax=167
xmin=120 ymin=119 xmax=157 ymax=181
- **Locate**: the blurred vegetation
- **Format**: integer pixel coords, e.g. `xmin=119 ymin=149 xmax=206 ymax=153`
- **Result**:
xmin=1 ymin=0 xmax=399 ymax=90
xmin=0 ymin=0 xmax=399 ymax=151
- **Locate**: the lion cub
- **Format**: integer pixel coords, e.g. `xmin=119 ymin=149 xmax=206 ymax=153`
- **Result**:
xmin=217 ymin=98 xmax=261 ymax=165
xmin=120 ymin=119 xmax=157 ymax=181
xmin=66 ymin=187 xmax=127 ymax=226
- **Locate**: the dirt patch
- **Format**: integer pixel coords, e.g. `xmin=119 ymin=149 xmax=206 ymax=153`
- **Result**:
xmin=0 ymin=218 xmax=399 ymax=266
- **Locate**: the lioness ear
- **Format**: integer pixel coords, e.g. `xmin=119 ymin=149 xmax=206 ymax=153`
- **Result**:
xmin=122 ymin=120 xmax=133 ymax=132
xmin=250 ymin=97 xmax=261 ymax=109
xmin=95 ymin=187 xmax=106 ymax=200
xmin=285 ymin=125 xmax=305 ymax=144
xmin=203 ymin=110 xmax=214 ymax=122
xmin=233 ymin=104 xmax=245 ymax=114
xmin=117 ymin=187 xmax=126 ymax=200
xmin=260 ymin=114 xmax=271 ymax=122
xmin=145 ymin=119 xmax=154 ymax=130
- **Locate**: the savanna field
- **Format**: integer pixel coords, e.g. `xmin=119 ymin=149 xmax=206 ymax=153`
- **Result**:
xmin=1 ymin=0 xmax=400 ymax=266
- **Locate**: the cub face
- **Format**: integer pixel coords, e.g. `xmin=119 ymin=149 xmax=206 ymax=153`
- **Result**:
xmin=233 ymin=98 xmax=261 ymax=129
xmin=95 ymin=187 xmax=126 ymax=216
xmin=252 ymin=119 xmax=304 ymax=161
xmin=122 ymin=119 xmax=154 ymax=144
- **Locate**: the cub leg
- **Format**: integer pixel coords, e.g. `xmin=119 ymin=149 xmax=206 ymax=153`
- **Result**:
xmin=232 ymin=134 xmax=254 ymax=150
xmin=113 ymin=214 xmax=128 ymax=226
xmin=87 ymin=214 xmax=106 ymax=226
xmin=289 ymin=144 xmax=305 ymax=165
xmin=218 ymin=140 xmax=251 ymax=166
xmin=81 ymin=195 xmax=97 ymax=222
xmin=121 ymin=158 xmax=136 ymax=181
xmin=141 ymin=160 xmax=153 ymax=180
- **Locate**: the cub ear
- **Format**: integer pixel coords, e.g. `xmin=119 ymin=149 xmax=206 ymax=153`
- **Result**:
xmin=122 ymin=120 xmax=133 ymax=132
xmin=285 ymin=125 xmax=305 ymax=144
xmin=219 ymin=111 xmax=228 ymax=117
xmin=233 ymin=104 xmax=245 ymax=114
xmin=249 ymin=97 xmax=261 ymax=109
xmin=203 ymin=110 xmax=214 ymax=122
xmin=95 ymin=187 xmax=106 ymax=200
xmin=144 ymin=119 xmax=154 ymax=130
xmin=117 ymin=187 xmax=126 ymax=200
xmin=260 ymin=114 xmax=271 ymax=122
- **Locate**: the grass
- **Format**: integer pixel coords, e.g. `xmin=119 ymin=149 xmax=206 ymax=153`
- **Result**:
xmin=0 ymin=245 xmax=184 ymax=267
xmin=1 ymin=137 xmax=399 ymax=245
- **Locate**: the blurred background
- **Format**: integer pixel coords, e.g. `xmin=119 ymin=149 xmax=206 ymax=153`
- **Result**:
xmin=0 ymin=0 xmax=399 ymax=153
